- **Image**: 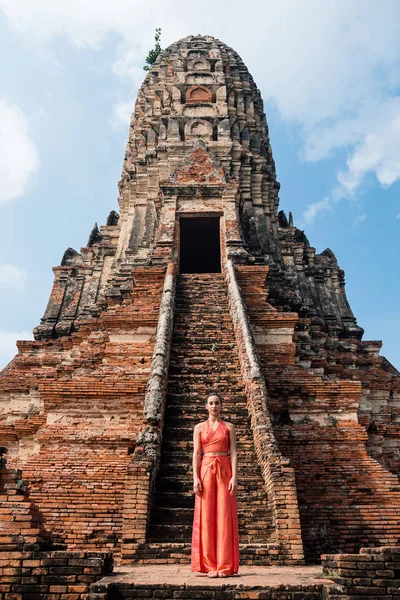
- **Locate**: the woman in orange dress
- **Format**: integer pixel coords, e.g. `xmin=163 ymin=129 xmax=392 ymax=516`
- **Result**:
xmin=191 ymin=391 xmax=239 ymax=577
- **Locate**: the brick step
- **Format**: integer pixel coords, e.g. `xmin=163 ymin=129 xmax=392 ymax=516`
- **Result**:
xmin=148 ymin=523 xmax=192 ymax=541
xmin=156 ymin=469 xmax=263 ymax=485
xmin=156 ymin=473 xmax=268 ymax=488
xmin=158 ymin=451 xmax=261 ymax=464
xmin=162 ymin=420 xmax=251 ymax=430
xmin=169 ymin=342 xmax=237 ymax=349
xmin=153 ymin=489 xmax=271 ymax=508
xmin=154 ymin=483 xmax=271 ymax=501
xmin=163 ymin=414 xmax=250 ymax=423
xmin=166 ymin=383 xmax=244 ymax=391
xmin=167 ymin=369 xmax=241 ymax=378
xmin=174 ymin=306 xmax=229 ymax=312
xmin=172 ymin=322 xmax=235 ymax=329
xmin=154 ymin=479 xmax=269 ymax=497
xmin=175 ymin=288 xmax=226 ymax=295
xmin=156 ymin=474 xmax=268 ymax=491
xmin=159 ymin=427 xmax=253 ymax=440
xmin=172 ymin=323 xmax=233 ymax=329
xmin=149 ymin=505 xmax=272 ymax=526
xmin=129 ymin=542 xmax=287 ymax=566
xmin=173 ymin=312 xmax=232 ymax=318
xmin=162 ymin=417 xmax=250 ymax=426
xmin=159 ymin=442 xmax=255 ymax=455
xmin=174 ymin=299 xmax=229 ymax=305
xmin=160 ymin=435 xmax=256 ymax=446
xmin=164 ymin=401 xmax=249 ymax=411
xmin=168 ymin=349 xmax=239 ymax=358
xmin=174 ymin=305 xmax=231 ymax=312
xmin=164 ymin=394 xmax=247 ymax=402
xmin=166 ymin=377 xmax=244 ymax=386
xmin=163 ymin=409 xmax=249 ymax=421
xmin=162 ymin=408 xmax=249 ymax=417
xmin=147 ymin=524 xmax=270 ymax=545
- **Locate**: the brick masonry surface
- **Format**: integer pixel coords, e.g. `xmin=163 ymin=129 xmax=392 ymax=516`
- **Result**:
xmin=0 ymin=549 xmax=112 ymax=600
xmin=1 ymin=33 xmax=400 ymax=595
xmin=87 ymin=564 xmax=334 ymax=600
xmin=322 ymin=545 xmax=400 ymax=599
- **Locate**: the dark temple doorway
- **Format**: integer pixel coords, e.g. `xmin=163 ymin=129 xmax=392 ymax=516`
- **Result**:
xmin=179 ymin=217 xmax=221 ymax=274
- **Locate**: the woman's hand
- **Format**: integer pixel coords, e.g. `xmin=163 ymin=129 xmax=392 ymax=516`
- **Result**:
xmin=193 ymin=477 xmax=203 ymax=496
xmin=228 ymin=477 xmax=238 ymax=495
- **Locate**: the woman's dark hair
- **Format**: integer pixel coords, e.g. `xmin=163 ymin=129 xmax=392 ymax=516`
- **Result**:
xmin=206 ymin=390 xmax=222 ymax=403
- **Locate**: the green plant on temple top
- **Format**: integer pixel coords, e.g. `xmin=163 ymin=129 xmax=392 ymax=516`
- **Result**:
xmin=143 ymin=28 xmax=162 ymax=71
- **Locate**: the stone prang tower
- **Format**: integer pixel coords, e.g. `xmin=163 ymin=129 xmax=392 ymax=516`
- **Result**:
xmin=1 ymin=34 xmax=400 ymax=590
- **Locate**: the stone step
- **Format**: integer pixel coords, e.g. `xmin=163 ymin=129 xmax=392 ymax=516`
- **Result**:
xmin=159 ymin=441 xmax=255 ymax=454
xmin=157 ymin=447 xmax=258 ymax=458
xmin=169 ymin=360 xmax=241 ymax=376
xmin=166 ymin=378 xmax=244 ymax=386
xmin=153 ymin=488 xmax=271 ymax=508
xmin=156 ymin=473 xmax=267 ymax=490
xmin=168 ymin=348 xmax=239 ymax=357
xmin=150 ymin=507 xmax=273 ymax=531
xmin=147 ymin=524 xmax=270 ymax=545
xmin=126 ymin=543 xmax=300 ymax=567
xmin=160 ymin=426 xmax=252 ymax=439
xmin=148 ymin=523 xmax=192 ymax=541
xmin=156 ymin=474 xmax=268 ymax=490
xmin=162 ymin=416 xmax=249 ymax=426
xmin=162 ymin=407 xmax=249 ymax=416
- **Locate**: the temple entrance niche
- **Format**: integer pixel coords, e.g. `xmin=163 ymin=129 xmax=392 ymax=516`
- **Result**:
xmin=179 ymin=217 xmax=221 ymax=274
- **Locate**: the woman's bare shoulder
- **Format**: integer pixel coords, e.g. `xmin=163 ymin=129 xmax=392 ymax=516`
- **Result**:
xmin=224 ymin=421 xmax=235 ymax=431
xmin=194 ymin=421 xmax=207 ymax=432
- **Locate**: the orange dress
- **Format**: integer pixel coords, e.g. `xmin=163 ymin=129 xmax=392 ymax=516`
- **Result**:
xmin=191 ymin=419 xmax=239 ymax=575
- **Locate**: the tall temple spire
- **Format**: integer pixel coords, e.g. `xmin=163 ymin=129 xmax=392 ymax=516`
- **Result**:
xmin=34 ymin=35 xmax=360 ymax=341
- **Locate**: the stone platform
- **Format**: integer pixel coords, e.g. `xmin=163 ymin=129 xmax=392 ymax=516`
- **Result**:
xmin=89 ymin=564 xmax=335 ymax=599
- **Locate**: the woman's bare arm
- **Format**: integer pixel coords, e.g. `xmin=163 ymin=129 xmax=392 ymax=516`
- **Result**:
xmin=193 ymin=423 xmax=203 ymax=495
xmin=227 ymin=422 xmax=238 ymax=495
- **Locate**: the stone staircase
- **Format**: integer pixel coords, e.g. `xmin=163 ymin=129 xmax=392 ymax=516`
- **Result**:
xmin=136 ymin=273 xmax=277 ymax=564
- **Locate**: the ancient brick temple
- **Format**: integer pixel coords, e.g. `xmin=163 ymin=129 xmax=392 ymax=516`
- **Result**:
xmin=1 ymin=34 xmax=400 ymax=598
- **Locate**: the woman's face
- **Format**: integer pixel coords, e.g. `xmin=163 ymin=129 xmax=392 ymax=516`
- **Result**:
xmin=206 ymin=395 xmax=222 ymax=418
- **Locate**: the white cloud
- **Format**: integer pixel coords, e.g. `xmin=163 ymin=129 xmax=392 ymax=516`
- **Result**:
xmin=303 ymin=197 xmax=331 ymax=223
xmin=328 ymin=98 xmax=400 ymax=200
xmin=1 ymin=0 xmax=400 ymax=205
xmin=0 ymin=98 xmax=40 ymax=204
xmin=0 ymin=264 xmax=26 ymax=289
xmin=353 ymin=214 xmax=367 ymax=226
xmin=0 ymin=329 xmax=33 ymax=371
xmin=110 ymin=100 xmax=133 ymax=130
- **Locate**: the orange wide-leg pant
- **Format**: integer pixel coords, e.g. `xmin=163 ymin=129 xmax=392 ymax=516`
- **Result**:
xmin=191 ymin=455 xmax=239 ymax=574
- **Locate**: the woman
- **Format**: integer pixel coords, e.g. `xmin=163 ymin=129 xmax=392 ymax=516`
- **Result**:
xmin=191 ymin=391 xmax=239 ymax=577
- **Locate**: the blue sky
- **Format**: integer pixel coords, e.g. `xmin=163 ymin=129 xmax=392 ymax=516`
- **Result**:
xmin=0 ymin=0 xmax=399 ymax=370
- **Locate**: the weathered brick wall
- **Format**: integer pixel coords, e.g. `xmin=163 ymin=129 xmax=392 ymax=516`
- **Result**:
xmin=346 ymin=345 xmax=400 ymax=475
xmin=0 ymin=550 xmax=112 ymax=600
xmin=276 ymin=221 xmax=400 ymax=478
xmin=0 ymin=268 xmax=166 ymax=555
xmin=225 ymin=261 xmax=304 ymax=564
xmin=236 ymin=265 xmax=400 ymax=561
xmin=322 ymin=545 xmax=400 ymax=599
xmin=0 ymin=464 xmax=46 ymax=552
xmin=121 ymin=264 xmax=176 ymax=563
xmin=0 ymin=461 xmax=113 ymax=599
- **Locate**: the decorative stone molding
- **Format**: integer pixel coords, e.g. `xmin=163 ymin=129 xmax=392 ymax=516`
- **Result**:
xmin=121 ymin=263 xmax=176 ymax=562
